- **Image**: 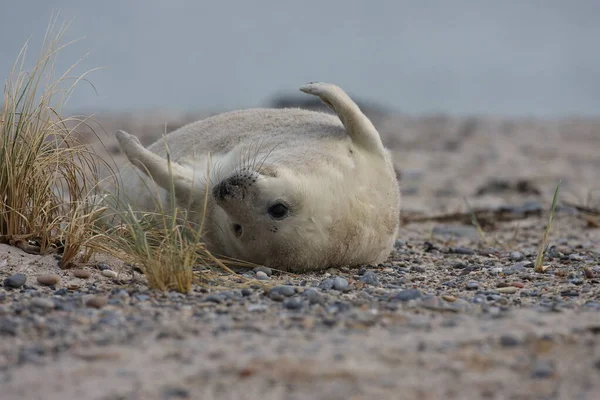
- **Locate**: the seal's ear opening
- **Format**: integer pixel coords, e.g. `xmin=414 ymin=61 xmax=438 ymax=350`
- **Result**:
xmin=299 ymin=82 xmax=387 ymax=157
xmin=115 ymin=130 xmax=200 ymax=205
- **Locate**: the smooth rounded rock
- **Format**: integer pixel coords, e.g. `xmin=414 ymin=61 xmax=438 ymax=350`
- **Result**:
xmin=333 ymin=277 xmax=349 ymax=292
xmin=466 ymin=281 xmax=479 ymax=290
xmin=497 ymin=286 xmax=518 ymax=294
xmin=101 ymin=270 xmax=118 ymax=279
xmin=30 ymin=297 xmax=55 ymax=310
xmin=253 ymin=266 xmax=272 ymax=276
xmin=394 ymin=288 xmax=422 ymax=302
xmin=509 ymin=251 xmax=524 ymax=261
xmin=360 ymin=271 xmax=380 ymax=286
xmin=283 ymin=297 xmax=303 ymax=310
xmin=72 ymin=269 xmax=92 ymax=279
xmin=272 ymin=285 xmax=296 ymax=297
xmin=86 ymin=296 xmax=108 ymax=309
xmin=37 ymin=274 xmax=60 ymax=286
xmin=4 ymin=274 xmax=26 ymax=288
xmin=255 ymin=271 xmax=269 ymax=280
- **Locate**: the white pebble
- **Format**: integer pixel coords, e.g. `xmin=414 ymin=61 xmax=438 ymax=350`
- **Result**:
xmin=101 ymin=270 xmax=118 ymax=279
xmin=255 ymin=271 xmax=269 ymax=280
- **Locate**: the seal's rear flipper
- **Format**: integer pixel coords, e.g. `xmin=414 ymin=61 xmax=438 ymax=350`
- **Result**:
xmin=115 ymin=130 xmax=197 ymax=204
xmin=299 ymin=82 xmax=386 ymax=157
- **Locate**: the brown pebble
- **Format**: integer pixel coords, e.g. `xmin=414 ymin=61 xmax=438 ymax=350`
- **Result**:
xmin=66 ymin=281 xmax=81 ymax=290
xmin=496 ymin=282 xmax=509 ymax=288
xmin=497 ymin=286 xmax=518 ymax=294
xmin=72 ymin=269 xmax=92 ymax=279
xmin=37 ymin=274 xmax=60 ymax=286
xmin=442 ymin=295 xmax=457 ymax=302
xmin=583 ymin=267 xmax=595 ymax=279
xmin=510 ymin=281 xmax=524 ymax=288
xmin=86 ymin=296 xmax=108 ymax=309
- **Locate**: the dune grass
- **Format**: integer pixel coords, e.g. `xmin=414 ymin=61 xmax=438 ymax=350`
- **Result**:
xmin=0 ymin=16 xmax=234 ymax=293
xmin=534 ymin=182 xmax=561 ymax=273
xmin=0 ymin=17 xmax=112 ymax=268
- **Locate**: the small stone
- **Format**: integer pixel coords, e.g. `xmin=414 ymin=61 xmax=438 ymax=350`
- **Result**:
xmin=271 ymin=285 xmax=296 ymax=297
xmin=394 ymin=288 xmax=422 ymax=302
xmin=72 ymin=269 xmax=92 ymax=279
xmin=509 ymin=251 xmax=524 ymax=261
xmin=283 ymin=297 xmax=303 ymax=310
xmin=96 ymin=263 xmax=111 ymax=271
xmin=37 ymin=274 xmax=60 ymax=286
xmin=510 ymin=281 xmax=524 ymax=288
xmin=65 ymin=281 xmax=81 ymax=290
xmin=394 ymin=239 xmax=405 ymax=248
xmin=333 ymin=277 xmax=349 ymax=292
xmin=255 ymin=271 xmax=269 ymax=280
xmin=269 ymin=292 xmax=285 ymax=302
xmin=360 ymin=271 xmax=380 ymax=286
xmin=466 ymin=281 xmax=479 ymax=290
xmin=86 ymin=296 xmax=108 ymax=309
xmin=499 ymin=334 xmax=520 ymax=347
xmin=490 ymin=267 xmax=503 ymax=274
xmin=161 ymin=386 xmax=190 ymax=399
xmin=253 ymin=266 xmax=272 ymax=276
xmin=205 ymin=294 xmax=223 ymax=303
xmin=568 ymin=254 xmax=583 ymax=261
xmin=531 ymin=360 xmax=554 ymax=379
xmin=101 ymin=270 xmax=118 ymax=279
xmin=30 ymin=297 xmax=55 ymax=310
xmin=497 ymin=286 xmax=518 ymax=294
xmin=304 ymin=288 xmax=325 ymax=305
xmin=442 ymin=295 xmax=457 ymax=302
xmin=319 ymin=278 xmax=334 ymax=290
xmin=4 ymin=274 xmax=26 ymax=288
xmin=453 ymin=247 xmax=474 ymax=255
xmin=560 ymin=289 xmax=579 ymax=297
xmin=241 ymin=288 xmax=253 ymax=296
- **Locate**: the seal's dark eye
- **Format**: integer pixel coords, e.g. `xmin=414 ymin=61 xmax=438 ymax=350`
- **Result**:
xmin=268 ymin=202 xmax=289 ymax=220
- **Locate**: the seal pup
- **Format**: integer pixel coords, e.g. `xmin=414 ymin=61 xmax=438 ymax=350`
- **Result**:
xmin=113 ymin=82 xmax=400 ymax=272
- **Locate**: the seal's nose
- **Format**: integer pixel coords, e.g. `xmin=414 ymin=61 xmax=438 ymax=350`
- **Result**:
xmin=212 ymin=178 xmax=244 ymax=201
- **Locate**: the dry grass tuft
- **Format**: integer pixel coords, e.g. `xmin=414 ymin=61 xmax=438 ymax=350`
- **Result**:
xmin=0 ymin=16 xmax=112 ymax=268
xmin=534 ymin=182 xmax=561 ymax=273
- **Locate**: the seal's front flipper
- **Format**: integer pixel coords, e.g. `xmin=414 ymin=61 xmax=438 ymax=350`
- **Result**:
xmin=116 ymin=130 xmax=197 ymax=204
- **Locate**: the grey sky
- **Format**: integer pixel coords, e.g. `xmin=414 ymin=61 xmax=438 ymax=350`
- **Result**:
xmin=1 ymin=0 xmax=599 ymax=116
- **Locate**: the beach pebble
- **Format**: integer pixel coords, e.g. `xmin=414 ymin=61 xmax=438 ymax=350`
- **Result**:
xmin=86 ymin=296 xmax=108 ymax=309
xmin=333 ymin=277 xmax=349 ymax=292
xmin=497 ymin=286 xmax=518 ymax=294
xmin=4 ymin=274 xmax=26 ymax=288
xmin=360 ymin=271 xmax=380 ymax=286
xmin=531 ymin=360 xmax=554 ymax=379
xmin=319 ymin=278 xmax=334 ymax=290
xmin=271 ymin=285 xmax=296 ymax=297
xmin=283 ymin=297 xmax=303 ymax=310
xmin=255 ymin=271 xmax=269 ymax=280
xmin=66 ymin=281 xmax=81 ymax=290
xmin=442 ymin=295 xmax=457 ymax=302
xmin=253 ymin=266 xmax=272 ymax=276
xmin=72 ymin=269 xmax=92 ymax=279
xmin=37 ymin=274 xmax=60 ymax=286
xmin=101 ymin=270 xmax=118 ymax=279
xmin=509 ymin=251 xmax=524 ymax=261
xmin=466 ymin=281 xmax=479 ymax=290
xmin=499 ymin=334 xmax=520 ymax=347
xmin=30 ymin=297 xmax=55 ymax=310
xmin=394 ymin=289 xmax=422 ymax=302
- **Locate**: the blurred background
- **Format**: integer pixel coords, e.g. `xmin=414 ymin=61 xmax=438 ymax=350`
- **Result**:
xmin=1 ymin=0 xmax=599 ymax=117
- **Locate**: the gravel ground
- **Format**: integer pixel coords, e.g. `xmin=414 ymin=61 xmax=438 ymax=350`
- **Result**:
xmin=1 ymin=113 xmax=599 ymax=399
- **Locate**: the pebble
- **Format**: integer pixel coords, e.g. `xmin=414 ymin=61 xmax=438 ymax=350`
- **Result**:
xmin=531 ymin=360 xmax=554 ymax=379
xmin=360 ymin=271 xmax=380 ymax=286
xmin=510 ymin=282 xmax=525 ymax=288
xmin=255 ymin=271 xmax=269 ymax=280
xmin=319 ymin=278 xmax=334 ymax=291
xmin=241 ymin=288 xmax=253 ymax=296
xmin=4 ymin=274 xmax=27 ymax=288
xmin=333 ymin=277 xmax=349 ymax=292
xmin=72 ymin=269 xmax=92 ymax=279
xmin=86 ymin=296 xmax=108 ymax=309
xmin=499 ymin=334 xmax=520 ymax=347
xmin=66 ymin=281 xmax=81 ymax=290
xmin=37 ymin=274 xmax=60 ymax=286
xmin=30 ymin=297 xmax=55 ymax=310
xmin=560 ymin=289 xmax=579 ymax=297
xmin=96 ymin=263 xmax=111 ymax=271
xmin=269 ymin=292 xmax=285 ymax=302
xmin=304 ymin=288 xmax=325 ymax=305
xmin=394 ymin=288 xmax=422 ymax=302
xmin=101 ymin=270 xmax=118 ymax=279
xmin=253 ymin=266 xmax=272 ymax=276
xmin=283 ymin=297 xmax=303 ymax=310
xmin=497 ymin=286 xmax=518 ymax=294
xmin=490 ymin=267 xmax=503 ymax=274
xmin=453 ymin=247 xmax=474 ymax=255
xmin=271 ymin=285 xmax=296 ymax=297
xmin=509 ymin=251 xmax=524 ymax=261
xmin=442 ymin=295 xmax=457 ymax=302
xmin=466 ymin=281 xmax=479 ymax=290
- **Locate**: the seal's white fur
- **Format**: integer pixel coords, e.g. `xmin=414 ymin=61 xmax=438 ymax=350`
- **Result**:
xmin=113 ymin=82 xmax=400 ymax=272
